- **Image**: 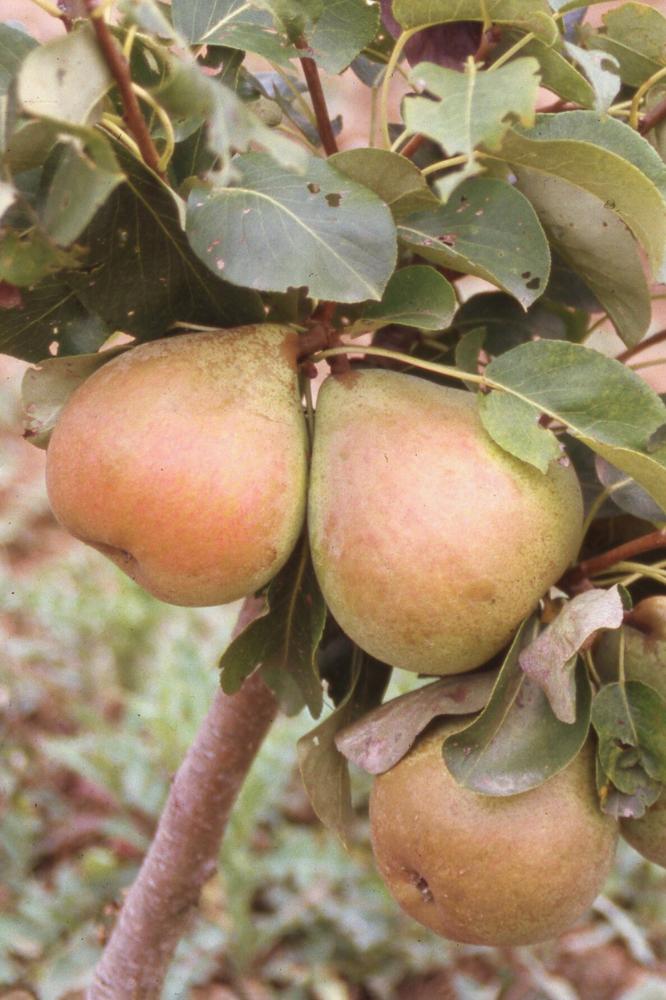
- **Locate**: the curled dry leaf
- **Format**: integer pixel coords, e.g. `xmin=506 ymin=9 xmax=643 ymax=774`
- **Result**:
xmin=519 ymin=586 xmax=625 ymax=723
xmin=334 ymin=671 xmax=495 ymax=775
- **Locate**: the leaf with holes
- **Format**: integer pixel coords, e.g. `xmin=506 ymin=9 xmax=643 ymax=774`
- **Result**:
xmin=443 ymin=619 xmax=593 ymax=796
xmin=329 ymin=148 xmax=439 ymax=220
xmin=492 ymin=31 xmax=595 ymax=106
xmin=497 ymin=112 xmax=666 ymax=281
xmin=218 ymin=539 xmax=326 ymax=718
xmin=519 ymin=588 xmax=625 ymax=724
xmin=187 ymin=153 xmax=397 ymax=302
xmin=403 ymin=58 xmax=540 ymax=160
xmin=592 ymin=682 xmax=666 ymax=794
xmin=482 ymin=340 xmax=666 ymax=501
xmin=0 ymin=278 xmax=109 ymax=363
xmin=589 ymin=2 xmax=666 ymax=87
xmin=172 ymin=0 xmax=297 ymax=62
xmin=513 ymin=170 xmax=651 ymax=347
xmin=398 ymin=177 xmax=550 ymax=309
xmin=564 ymin=41 xmax=620 ymax=113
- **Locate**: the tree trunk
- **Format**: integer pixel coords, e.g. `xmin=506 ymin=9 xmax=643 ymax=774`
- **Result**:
xmin=88 ymin=598 xmax=277 ymax=999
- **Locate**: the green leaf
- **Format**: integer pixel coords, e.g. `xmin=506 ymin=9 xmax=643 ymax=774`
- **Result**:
xmin=335 ymin=672 xmax=495 ymax=775
xmin=443 ymin=619 xmax=592 ymax=796
xmin=398 ymin=177 xmax=550 ymax=309
xmin=513 ymin=170 xmax=651 ymax=348
xmin=351 ymin=265 xmax=456 ymax=334
xmin=172 ymin=0 xmax=297 ymax=63
xmin=519 ymin=588 xmax=625 ymax=723
xmin=403 ymin=58 xmax=540 ymax=159
xmin=497 ymin=112 xmax=666 ymax=281
xmin=0 ymin=228 xmax=84 ymax=287
xmin=218 ymin=539 xmax=326 ymax=718
xmin=596 ymin=456 xmax=665 ymax=523
xmin=592 ymin=681 xmax=666 ymax=792
xmin=492 ymin=31 xmax=595 ymax=106
xmin=153 ymin=60 xmax=308 ymax=181
xmin=453 ymin=289 xmax=588 ymax=350
xmin=41 ymin=140 xmax=124 ymax=247
xmin=0 ymin=278 xmax=109 ymax=362
xmin=596 ymin=754 xmax=662 ymax=820
xmin=393 ymin=0 xmax=558 ymax=43
xmin=66 ymin=143 xmax=263 ymax=338
xmin=563 ymin=41 xmax=620 ymax=113
xmin=307 ymin=0 xmax=379 ymax=73
xmin=483 ymin=340 xmax=666 ymax=505
xmin=589 ymin=3 xmax=666 ymax=88
xmin=22 ymin=345 xmax=129 ymax=448
xmin=17 ymin=24 xmax=112 ymax=126
xmin=479 ymin=393 xmax=562 ymax=472
xmin=297 ymin=652 xmax=390 ymax=845
xmin=328 ymin=147 xmax=439 ymax=220
xmin=455 ymin=326 xmax=486 ymax=391
xmin=0 ymin=23 xmax=37 ymax=97
xmin=187 ymin=152 xmax=397 ymax=303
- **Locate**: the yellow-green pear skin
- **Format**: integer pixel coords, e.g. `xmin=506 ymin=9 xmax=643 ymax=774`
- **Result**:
xmin=595 ymin=596 xmax=666 ymax=702
xmin=308 ymin=370 xmax=584 ymax=675
xmin=46 ymin=326 xmax=308 ymax=606
xmin=370 ymin=721 xmax=618 ymax=946
xmin=621 ymin=792 xmax=666 ymax=868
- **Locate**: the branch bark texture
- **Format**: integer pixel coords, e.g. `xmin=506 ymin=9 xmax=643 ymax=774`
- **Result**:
xmin=88 ymin=598 xmax=278 ymax=999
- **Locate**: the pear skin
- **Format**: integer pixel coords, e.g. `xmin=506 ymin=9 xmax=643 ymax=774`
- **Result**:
xmin=595 ymin=596 xmax=666 ymax=702
xmin=370 ymin=720 xmax=618 ymax=945
xmin=621 ymin=791 xmax=666 ymax=868
xmin=46 ymin=326 xmax=307 ymax=606
xmin=308 ymin=370 xmax=583 ymax=674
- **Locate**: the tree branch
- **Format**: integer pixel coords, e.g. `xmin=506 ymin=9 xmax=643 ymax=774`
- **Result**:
xmin=616 ymin=328 xmax=666 ymax=364
xmin=84 ymin=0 xmax=164 ymax=178
xmin=296 ymin=38 xmax=339 ymax=156
xmin=88 ymin=597 xmax=278 ymax=999
xmin=565 ymin=530 xmax=666 ymax=586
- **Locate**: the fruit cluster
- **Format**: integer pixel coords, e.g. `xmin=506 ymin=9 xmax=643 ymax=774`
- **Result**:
xmin=43 ymin=324 xmax=662 ymax=947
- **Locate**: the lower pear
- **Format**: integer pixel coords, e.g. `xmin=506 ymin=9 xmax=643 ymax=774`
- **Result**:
xmin=370 ymin=720 xmax=618 ymax=945
xmin=308 ymin=370 xmax=583 ymax=674
xmin=46 ymin=325 xmax=308 ymax=606
xmin=621 ymin=792 xmax=666 ymax=868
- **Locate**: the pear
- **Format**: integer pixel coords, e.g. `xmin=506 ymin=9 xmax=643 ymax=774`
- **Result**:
xmin=595 ymin=596 xmax=666 ymax=701
xmin=46 ymin=326 xmax=308 ymax=606
xmin=370 ymin=720 xmax=618 ymax=945
xmin=308 ymin=370 xmax=583 ymax=674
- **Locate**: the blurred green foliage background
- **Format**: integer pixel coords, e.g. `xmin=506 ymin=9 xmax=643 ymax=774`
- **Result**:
xmin=2 ymin=360 xmax=666 ymax=1000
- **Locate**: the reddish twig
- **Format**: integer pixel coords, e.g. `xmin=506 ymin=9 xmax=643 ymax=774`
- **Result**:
xmin=566 ymin=530 xmax=666 ymax=585
xmin=84 ymin=0 xmax=164 ymax=178
xmin=296 ymin=37 xmax=339 ymax=156
xmin=88 ymin=597 xmax=278 ymax=999
xmin=474 ymin=25 xmax=502 ymax=65
xmin=401 ymin=133 xmax=426 ymax=160
xmin=616 ymin=328 xmax=666 ymax=364
xmin=640 ymin=99 xmax=666 ymax=135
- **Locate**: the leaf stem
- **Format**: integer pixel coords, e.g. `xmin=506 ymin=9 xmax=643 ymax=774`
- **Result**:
xmin=422 ymin=152 xmax=474 ymax=176
xmin=487 ymin=31 xmax=535 ymax=72
xmin=616 ymin=328 xmax=666 ymax=363
xmin=131 ymin=84 xmax=175 ymax=172
xmin=581 ymin=478 xmax=633 ymax=537
xmin=84 ymin=0 xmax=164 ymax=178
xmin=312 ymin=344 xmax=488 ymax=387
xmin=630 ymin=66 xmax=666 ymax=130
xmin=296 ymin=38 xmax=338 ymax=155
xmin=380 ymin=27 xmax=420 ymax=149
xmin=29 ymin=0 xmax=65 ymax=20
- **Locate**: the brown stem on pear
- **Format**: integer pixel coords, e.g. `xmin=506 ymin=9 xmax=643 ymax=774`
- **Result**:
xmin=616 ymin=328 xmax=666 ymax=364
xmin=565 ymin=530 xmax=666 ymax=587
xmin=84 ymin=0 xmax=164 ymax=178
xmin=401 ymin=133 xmax=426 ymax=159
xmin=640 ymin=99 xmax=666 ymax=136
xmin=296 ymin=37 xmax=339 ymax=156
xmin=88 ymin=597 xmax=278 ymax=999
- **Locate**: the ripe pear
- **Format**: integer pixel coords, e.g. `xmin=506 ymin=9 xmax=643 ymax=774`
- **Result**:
xmin=370 ymin=720 xmax=618 ymax=945
xmin=308 ymin=370 xmax=583 ymax=675
xmin=595 ymin=596 xmax=666 ymax=702
xmin=46 ymin=326 xmax=308 ymax=606
xmin=621 ymin=791 xmax=666 ymax=868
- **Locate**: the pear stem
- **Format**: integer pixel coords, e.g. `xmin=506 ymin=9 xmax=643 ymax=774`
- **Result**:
xmin=296 ymin=36 xmax=339 ymax=156
xmin=87 ymin=598 xmax=278 ymax=999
